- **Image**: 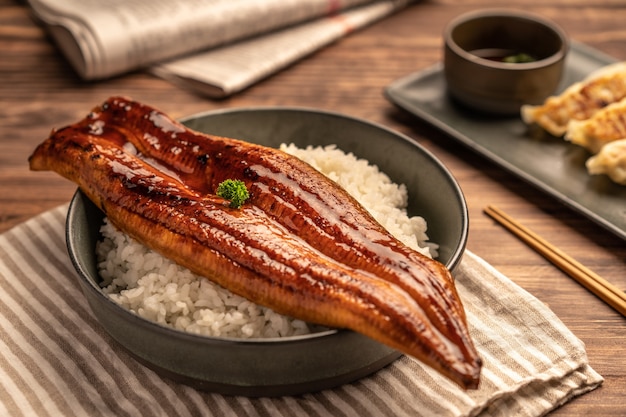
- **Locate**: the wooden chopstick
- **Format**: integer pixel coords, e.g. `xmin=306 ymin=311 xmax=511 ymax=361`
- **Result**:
xmin=484 ymin=205 xmax=626 ymax=317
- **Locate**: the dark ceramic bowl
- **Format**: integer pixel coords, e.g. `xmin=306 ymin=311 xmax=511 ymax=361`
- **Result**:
xmin=443 ymin=9 xmax=569 ymax=115
xmin=66 ymin=107 xmax=468 ymax=396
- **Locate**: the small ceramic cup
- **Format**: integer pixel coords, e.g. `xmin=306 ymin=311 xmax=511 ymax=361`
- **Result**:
xmin=443 ymin=9 xmax=569 ymax=115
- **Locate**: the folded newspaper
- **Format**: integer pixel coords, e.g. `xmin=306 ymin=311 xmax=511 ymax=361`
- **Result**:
xmin=28 ymin=0 xmax=415 ymax=97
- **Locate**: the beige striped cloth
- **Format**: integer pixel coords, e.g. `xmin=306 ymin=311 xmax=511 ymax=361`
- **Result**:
xmin=0 ymin=204 xmax=602 ymax=417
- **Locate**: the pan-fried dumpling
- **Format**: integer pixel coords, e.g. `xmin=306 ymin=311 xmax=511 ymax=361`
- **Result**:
xmin=565 ymin=97 xmax=626 ymax=153
xmin=521 ymin=62 xmax=626 ymax=136
xmin=586 ymin=138 xmax=626 ymax=185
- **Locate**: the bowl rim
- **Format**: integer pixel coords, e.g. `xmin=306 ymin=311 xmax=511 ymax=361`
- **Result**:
xmin=66 ymin=105 xmax=469 ymax=347
xmin=444 ymin=8 xmax=569 ymax=71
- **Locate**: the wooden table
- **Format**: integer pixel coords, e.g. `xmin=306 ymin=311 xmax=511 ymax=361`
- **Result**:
xmin=1 ymin=0 xmax=624 ymax=415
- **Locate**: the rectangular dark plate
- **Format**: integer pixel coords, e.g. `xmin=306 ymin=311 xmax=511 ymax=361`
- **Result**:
xmin=385 ymin=41 xmax=626 ymax=240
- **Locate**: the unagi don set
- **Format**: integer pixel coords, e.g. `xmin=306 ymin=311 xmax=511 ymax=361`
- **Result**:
xmin=29 ymin=96 xmax=482 ymax=390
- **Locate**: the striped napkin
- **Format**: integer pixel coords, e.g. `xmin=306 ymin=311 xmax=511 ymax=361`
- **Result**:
xmin=0 ymin=204 xmax=602 ymax=417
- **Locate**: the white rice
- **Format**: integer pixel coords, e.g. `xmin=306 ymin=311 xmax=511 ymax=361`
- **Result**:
xmin=97 ymin=144 xmax=436 ymax=339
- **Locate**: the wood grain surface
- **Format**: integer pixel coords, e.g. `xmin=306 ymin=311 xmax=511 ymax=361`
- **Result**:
xmin=1 ymin=0 xmax=624 ymax=415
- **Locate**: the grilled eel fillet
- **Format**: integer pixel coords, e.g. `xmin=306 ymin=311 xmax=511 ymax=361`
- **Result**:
xmin=29 ymin=96 xmax=482 ymax=389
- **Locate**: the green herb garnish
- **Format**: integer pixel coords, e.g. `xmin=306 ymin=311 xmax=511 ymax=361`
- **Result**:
xmin=503 ymin=53 xmax=536 ymax=63
xmin=216 ymin=179 xmax=250 ymax=209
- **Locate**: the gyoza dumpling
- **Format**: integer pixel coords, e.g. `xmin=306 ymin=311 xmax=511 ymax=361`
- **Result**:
xmin=586 ymin=138 xmax=626 ymax=185
xmin=521 ymin=62 xmax=626 ymax=136
xmin=565 ymin=97 xmax=626 ymax=153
